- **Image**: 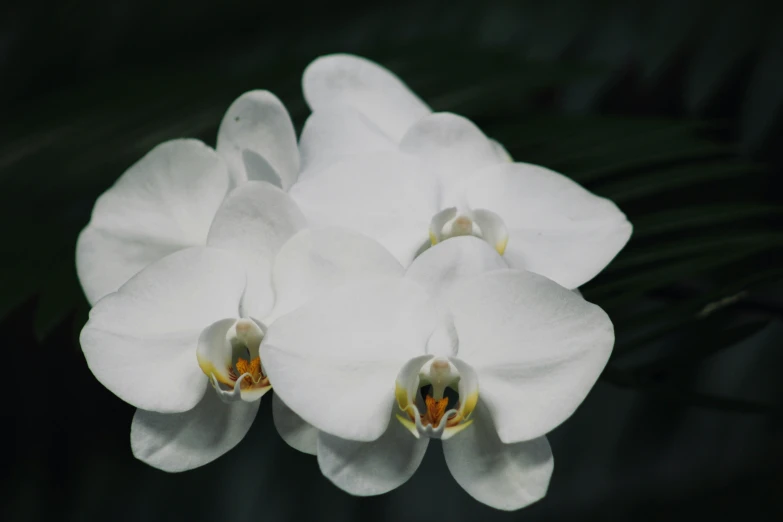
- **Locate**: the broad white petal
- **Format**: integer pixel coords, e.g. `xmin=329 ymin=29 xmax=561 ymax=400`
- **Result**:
xmin=76 ymin=139 xmax=230 ymax=304
xmin=400 ymin=112 xmax=501 ymax=196
xmin=460 ymin=163 xmax=633 ymax=289
xmin=273 ymin=393 xmax=318 ymax=455
xmin=444 ymin=269 xmax=614 ymax=443
xmin=405 ymin=236 xmax=507 ymax=299
xmin=131 ymin=389 xmax=260 ymax=472
xmin=303 ymin=54 xmax=431 ymax=142
xmin=442 ymin=403 xmax=553 ymax=511
xmin=207 ymin=181 xmax=306 ymax=319
xmin=317 ymin=413 xmax=429 ymax=496
xmin=260 ymin=278 xmax=438 ymax=441
xmin=216 ymin=90 xmax=300 ymax=189
xmin=289 ymin=152 xmax=439 ymax=266
xmin=299 ymin=105 xmax=396 ymax=175
xmin=80 ymin=247 xmax=245 ymax=413
xmin=269 ymin=227 xmax=403 ymax=321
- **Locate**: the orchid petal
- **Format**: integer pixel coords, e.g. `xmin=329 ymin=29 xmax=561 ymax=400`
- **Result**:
xmin=131 ymin=389 xmax=259 ymax=472
xmin=260 ymin=278 xmax=438 ymax=441
xmin=299 ymin=105 xmax=396 ymax=175
xmin=444 ymin=269 xmax=614 ymax=443
xmin=80 ymin=247 xmax=246 ymax=413
xmin=241 ymin=150 xmax=282 ymax=188
xmin=303 ymin=54 xmax=431 ymax=142
xmin=442 ymin=403 xmax=553 ymax=511
xmin=460 ymin=163 xmax=633 ymax=289
xmin=207 ymin=181 xmax=306 ymax=318
xmin=289 ymin=152 xmax=439 ymax=266
xmin=269 ymin=227 xmax=403 ymax=321
xmin=76 ymin=139 xmax=230 ymax=304
xmin=405 ymin=236 xmax=507 ymax=299
xmin=489 ymin=139 xmax=513 ymax=162
xmin=272 ymin=393 xmax=319 ymax=455
xmin=216 ymin=90 xmax=299 ymax=190
xmin=317 ymin=413 xmax=429 ymax=496
xmin=400 ymin=112 xmax=501 ymax=195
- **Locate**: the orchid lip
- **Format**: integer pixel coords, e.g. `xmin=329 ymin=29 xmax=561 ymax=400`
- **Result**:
xmin=394 ymin=356 xmax=479 ymax=440
xmin=197 ymin=317 xmax=272 ymax=403
xmin=428 ymin=207 xmax=508 ymax=256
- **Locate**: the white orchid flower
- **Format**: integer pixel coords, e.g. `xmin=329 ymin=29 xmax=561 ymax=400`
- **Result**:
xmin=260 ymin=234 xmax=615 ymax=510
xmin=76 ymin=90 xmax=299 ymax=304
xmin=80 ymin=179 xmax=400 ymax=470
xmin=290 ymin=54 xmax=632 ymax=289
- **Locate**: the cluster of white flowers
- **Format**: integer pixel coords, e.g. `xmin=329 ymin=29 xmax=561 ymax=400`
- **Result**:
xmin=78 ymin=54 xmax=631 ymax=511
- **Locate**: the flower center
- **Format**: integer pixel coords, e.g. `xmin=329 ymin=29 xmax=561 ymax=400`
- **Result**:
xmin=229 ymin=356 xmax=269 ymax=389
xmin=424 ymin=395 xmax=450 ymax=427
xmin=197 ymin=318 xmax=272 ymax=402
xmin=428 ymin=207 xmax=508 ymax=255
xmin=395 ymin=356 xmax=478 ymax=439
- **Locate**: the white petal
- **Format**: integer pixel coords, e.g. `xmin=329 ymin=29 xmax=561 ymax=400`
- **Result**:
xmin=489 ymin=138 xmax=513 ymax=162
xmin=131 ymin=389 xmax=260 ymax=472
xmin=260 ymin=278 xmax=438 ymax=441
xmin=299 ymin=105 xmax=396 ymax=175
xmin=76 ymin=139 xmax=230 ymax=304
xmin=303 ymin=54 xmax=431 ymax=142
xmin=289 ymin=152 xmax=439 ymax=266
xmin=405 ymin=236 xmax=508 ymax=299
xmin=216 ymin=90 xmax=300 ymax=190
xmin=442 ymin=403 xmax=553 ymax=511
xmin=241 ymin=150 xmax=282 ymax=188
xmin=207 ymin=181 xmax=306 ymax=319
xmin=80 ymin=247 xmax=246 ymax=413
xmin=399 ymin=112 xmax=501 ymax=196
xmin=444 ymin=269 xmax=614 ymax=443
xmin=425 ymin=322 xmax=459 ymax=358
xmin=272 ymin=393 xmax=319 ymax=455
xmin=460 ymin=163 xmax=633 ymax=289
xmin=317 ymin=414 xmax=429 ymax=496
xmin=268 ymin=227 xmax=403 ymax=321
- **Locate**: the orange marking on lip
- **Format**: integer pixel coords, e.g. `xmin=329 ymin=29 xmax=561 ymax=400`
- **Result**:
xmin=424 ymin=395 xmax=449 ymax=427
xmin=233 ymin=356 xmax=269 ymax=389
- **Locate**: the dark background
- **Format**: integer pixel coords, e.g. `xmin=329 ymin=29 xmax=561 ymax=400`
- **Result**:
xmin=2 ymin=1 xmax=782 ymax=520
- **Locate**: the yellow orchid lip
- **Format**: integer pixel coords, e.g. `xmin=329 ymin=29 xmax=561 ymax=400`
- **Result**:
xmin=394 ymin=357 xmax=478 ymax=439
xmin=197 ymin=318 xmax=271 ymax=402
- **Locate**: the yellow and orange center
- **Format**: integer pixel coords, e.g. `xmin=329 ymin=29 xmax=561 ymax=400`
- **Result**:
xmin=423 ymin=395 xmax=449 ymax=426
xmin=229 ymin=356 xmax=269 ymax=389
xmin=416 ymin=394 xmax=464 ymax=428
